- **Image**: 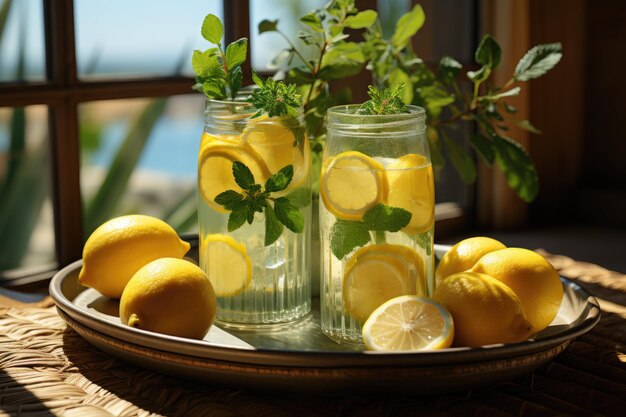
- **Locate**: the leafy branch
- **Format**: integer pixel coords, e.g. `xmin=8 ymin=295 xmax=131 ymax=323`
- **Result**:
xmin=356 ymin=84 xmax=409 ymax=115
xmin=192 ymin=14 xmax=247 ymax=100
xmin=215 ymin=162 xmax=304 ymax=246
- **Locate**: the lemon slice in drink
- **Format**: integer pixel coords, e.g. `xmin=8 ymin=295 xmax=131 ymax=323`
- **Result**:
xmin=201 ymin=234 xmax=252 ymax=297
xmin=363 ymin=295 xmax=454 ymax=351
xmin=321 ymin=151 xmax=388 ymax=221
xmin=343 ymin=244 xmax=420 ymax=323
xmin=244 ymin=120 xmax=310 ymax=195
xmin=198 ymin=142 xmax=271 ymax=213
xmin=386 ymin=154 xmax=435 ymax=233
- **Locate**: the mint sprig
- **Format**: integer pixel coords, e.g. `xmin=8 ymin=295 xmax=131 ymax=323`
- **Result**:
xmin=330 ymin=204 xmax=412 ymax=259
xmin=214 ymin=162 xmax=304 ymax=246
xmin=250 ymin=72 xmax=301 ymax=118
xmin=356 ymin=84 xmax=409 ymax=115
xmin=192 ymin=14 xmax=247 ymax=100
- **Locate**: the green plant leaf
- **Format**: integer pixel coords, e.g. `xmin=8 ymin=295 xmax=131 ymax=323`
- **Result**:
xmin=225 ymin=38 xmax=247 ymax=68
xmin=300 ymin=12 xmax=323 ymax=32
xmin=486 ymin=86 xmax=521 ymax=100
xmin=416 ymin=85 xmax=455 ymax=119
xmin=330 ymin=220 xmax=370 ymax=260
xmin=232 ymin=160 xmax=256 ymax=191
xmin=469 ymin=133 xmax=495 ymax=165
xmin=259 ymin=19 xmax=278 ymax=34
xmin=514 ymin=43 xmax=562 ymax=81
xmin=344 ymin=10 xmax=377 ymax=29
xmin=214 ymin=190 xmax=244 ymax=210
xmin=228 ymin=65 xmax=243 ymax=99
xmin=389 ymin=68 xmax=413 ymax=104
xmin=264 ymin=203 xmax=284 ymax=246
xmin=362 ymin=204 xmax=411 ymax=232
xmin=467 ymin=65 xmax=489 ymax=82
xmin=475 ymin=34 xmax=501 ymax=69
xmin=201 ymin=14 xmax=223 ymax=44
xmin=516 ymin=119 xmax=542 ymax=134
xmin=317 ymin=61 xmax=363 ymax=80
xmin=391 ymin=4 xmax=425 ymax=49
xmin=284 ymin=187 xmax=311 ymax=208
xmin=228 ymin=206 xmax=249 ymax=232
xmin=274 ymin=197 xmax=304 ymax=233
xmin=438 ymin=56 xmax=462 ymax=83
xmin=443 ymin=133 xmax=477 ymax=183
xmin=493 ymin=135 xmax=539 ymax=202
xmin=265 ymin=165 xmax=294 ymax=193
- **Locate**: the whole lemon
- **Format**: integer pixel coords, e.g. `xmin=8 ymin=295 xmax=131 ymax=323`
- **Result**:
xmin=78 ymin=215 xmax=190 ymax=298
xmin=436 ymin=237 xmax=506 ymax=284
xmin=433 ymin=271 xmax=533 ymax=347
xmin=119 ymin=258 xmax=216 ymax=339
xmin=470 ymin=248 xmax=563 ymax=333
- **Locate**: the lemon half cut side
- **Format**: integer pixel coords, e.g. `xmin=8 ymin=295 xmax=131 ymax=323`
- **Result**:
xmin=363 ymin=295 xmax=454 ymax=352
xmin=201 ymin=234 xmax=253 ymax=297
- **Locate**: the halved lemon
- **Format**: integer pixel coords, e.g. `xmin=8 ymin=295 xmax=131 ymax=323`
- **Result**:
xmin=363 ymin=295 xmax=454 ymax=351
xmin=243 ymin=120 xmax=310 ymax=195
xmin=201 ymin=234 xmax=252 ymax=297
xmin=321 ymin=151 xmax=388 ymax=221
xmin=386 ymin=154 xmax=435 ymax=234
xmin=342 ymin=244 xmax=423 ymax=323
xmin=198 ymin=141 xmax=271 ymax=213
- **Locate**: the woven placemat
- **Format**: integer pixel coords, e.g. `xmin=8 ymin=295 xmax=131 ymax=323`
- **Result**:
xmin=1 ymin=253 xmax=625 ymax=417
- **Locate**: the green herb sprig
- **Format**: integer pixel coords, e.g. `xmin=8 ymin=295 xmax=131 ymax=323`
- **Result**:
xmin=215 ymin=162 xmax=304 ymax=246
xmin=330 ymin=204 xmax=412 ymax=259
xmin=356 ymin=84 xmax=409 ymax=115
xmin=250 ymin=72 xmax=301 ymax=118
xmin=192 ymin=14 xmax=247 ymax=100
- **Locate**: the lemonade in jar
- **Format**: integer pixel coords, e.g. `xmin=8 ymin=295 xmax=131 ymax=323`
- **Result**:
xmin=319 ymin=89 xmax=434 ymax=343
xmin=197 ymin=88 xmax=311 ymax=327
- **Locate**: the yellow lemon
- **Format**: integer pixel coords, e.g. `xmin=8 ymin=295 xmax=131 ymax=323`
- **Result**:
xmin=321 ymin=151 xmax=388 ymax=221
xmin=433 ymin=271 xmax=533 ymax=347
xmin=244 ymin=119 xmax=310 ymax=196
xmin=343 ymin=244 xmax=423 ymax=323
xmin=363 ymin=295 xmax=454 ymax=351
xmin=435 ymin=237 xmax=507 ymax=284
xmin=120 ymin=258 xmax=216 ymax=339
xmin=386 ymin=154 xmax=435 ymax=234
xmin=201 ymin=234 xmax=252 ymax=297
xmin=78 ymin=215 xmax=190 ymax=299
xmin=198 ymin=141 xmax=271 ymax=213
xmin=470 ymin=248 xmax=563 ymax=333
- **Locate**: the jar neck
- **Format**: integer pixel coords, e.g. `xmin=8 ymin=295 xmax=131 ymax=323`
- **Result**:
xmin=326 ymin=104 xmax=426 ymax=137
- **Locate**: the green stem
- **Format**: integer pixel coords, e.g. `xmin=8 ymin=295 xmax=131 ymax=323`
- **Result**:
xmin=374 ymin=230 xmax=386 ymax=244
xmin=277 ymin=29 xmax=315 ymax=72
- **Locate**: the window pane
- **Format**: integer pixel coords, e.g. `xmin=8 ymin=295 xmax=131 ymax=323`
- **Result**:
xmin=0 ymin=105 xmax=55 ymax=275
xmin=250 ymin=0 xmax=327 ymax=71
xmin=79 ymin=95 xmax=203 ymax=236
xmin=74 ymin=1 xmax=223 ymax=79
xmin=0 ymin=0 xmax=46 ymax=82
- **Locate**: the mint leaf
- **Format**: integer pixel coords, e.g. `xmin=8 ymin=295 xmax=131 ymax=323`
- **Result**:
xmin=300 ymin=12 xmax=323 ymax=33
xmin=265 ymin=165 xmax=293 ymax=193
xmin=469 ymin=133 xmax=495 ymax=165
xmin=274 ymin=197 xmax=304 ymax=233
xmin=330 ymin=220 xmax=370 ymax=260
xmin=228 ymin=206 xmax=249 ymax=232
xmin=214 ymin=190 xmax=244 ymax=210
xmin=392 ymin=4 xmax=425 ymax=49
xmin=475 ymin=35 xmax=501 ymax=69
xmin=264 ymin=203 xmax=284 ymax=246
xmin=259 ymin=19 xmax=278 ymax=34
xmin=225 ymin=38 xmax=247 ymax=68
xmin=357 ymin=85 xmax=409 ymax=115
xmin=362 ymin=204 xmax=411 ymax=232
xmin=284 ymin=187 xmax=311 ymax=208
xmin=493 ymin=135 xmax=539 ymax=202
xmin=229 ymin=66 xmax=243 ymax=98
xmin=344 ymin=10 xmax=377 ymax=29
xmin=201 ymin=14 xmax=223 ymax=44
xmin=232 ymin=161 xmax=255 ymax=190
xmin=514 ymin=43 xmax=562 ymax=81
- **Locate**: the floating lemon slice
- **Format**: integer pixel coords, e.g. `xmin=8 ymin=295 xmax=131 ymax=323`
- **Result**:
xmin=342 ymin=244 xmax=422 ymax=323
xmin=201 ymin=234 xmax=252 ymax=297
xmin=321 ymin=151 xmax=388 ymax=221
xmin=198 ymin=141 xmax=271 ymax=213
xmin=363 ymin=295 xmax=454 ymax=351
xmin=243 ymin=120 xmax=310 ymax=196
xmin=386 ymin=154 xmax=435 ymax=234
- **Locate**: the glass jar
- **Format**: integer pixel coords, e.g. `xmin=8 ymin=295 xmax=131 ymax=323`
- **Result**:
xmin=198 ymin=96 xmax=311 ymax=328
xmin=319 ymin=105 xmax=434 ymax=344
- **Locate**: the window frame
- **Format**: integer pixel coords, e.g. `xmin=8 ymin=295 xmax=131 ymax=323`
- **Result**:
xmin=0 ymin=0 xmax=473 ymax=285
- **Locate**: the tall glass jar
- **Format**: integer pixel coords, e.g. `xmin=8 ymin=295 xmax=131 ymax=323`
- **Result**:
xmin=198 ymin=97 xmax=311 ymax=328
xmin=319 ymin=105 xmax=434 ymax=344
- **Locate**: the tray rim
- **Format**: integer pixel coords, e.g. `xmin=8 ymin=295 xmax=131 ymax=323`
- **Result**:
xmin=49 ymin=243 xmax=601 ymax=369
